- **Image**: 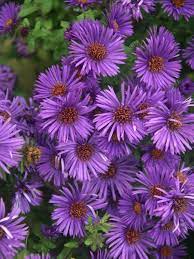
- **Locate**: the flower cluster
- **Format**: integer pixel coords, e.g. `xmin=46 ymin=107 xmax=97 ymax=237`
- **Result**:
xmin=0 ymin=0 xmax=194 ymax=258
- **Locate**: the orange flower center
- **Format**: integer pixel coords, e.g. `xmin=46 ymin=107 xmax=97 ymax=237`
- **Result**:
xmin=167 ymin=112 xmax=182 ymax=131
xmin=126 ymin=229 xmax=140 ymax=244
xmin=173 ymin=197 xmax=187 ymax=213
xmin=151 ymin=148 xmax=164 ymax=160
xmin=133 ymin=202 xmax=142 ymax=215
xmin=70 ymin=202 xmax=87 ymax=218
xmin=5 ymin=18 xmax=13 ymax=28
xmin=149 ymin=56 xmax=164 ymax=72
xmin=150 ymin=185 xmax=163 ymax=196
xmin=172 ymin=0 xmax=185 ymax=8
xmin=24 ymin=146 xmax=41 ymax=165
xmin=51 ymin=82 xmax=67 ymax=96
xmin=0 ymin=228 xmax=4 ymax=239
xmin=138 ymin=103 xmax=150 ymax=119
xmin=112 ymin=19 xmax=119 ymax=31
xmin=114 ymin=106 xmax=133 ymax=124
xmin=101 ymin=164 xmax=117 ymax=179
xmin=76 ymin=143 xmax=93 ymax=161
xmin=176 ymin=171 xmax=187 ymax=183
xmin=88 ymin=42 xmax=107 ymax=60
xmin=0 ymin=111 xmax=10 ymax=121
xmin=160 ymin=246 xmax=172 ymax=256
xmin=58 ymin=107 xmax=78 ymax=124
xmin=77 ymin=0 xmax=88 ymax=3
xmin=162 ymin=221 xmax=174 ymax=231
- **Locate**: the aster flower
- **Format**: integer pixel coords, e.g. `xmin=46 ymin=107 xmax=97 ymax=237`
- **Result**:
xmin=90 ymin=249 xmax=110 ymax=259
xmin=34 ymin=64 xmax=84 ymax=102
xmin=119 ymin=0 xmax=155 ymax=21
xmin=25 ymin=254 xmax=51 ymax=259
xmin=0 ymin=198 xmax=28 ymax=258
xmin=37 ymin=145 xmax=67 ymax=186
xmin=69 ymin=20 xmax=126 ymax=77
xmin=58 ymin=135 xmax=109 ymax=181
xmin=183 ymin=37 xmax=194 ymax=69
xmin=145 ymin=89 xmax=194 ymax=154
xmin=134 ymin=26 xmax=181 ymax=89
xmin=106 ymin=3 xmax=133 ymax=38
xmin=142 ymin=144 xmax=180 ymax=171
xmin=118 ymin=192 xmax=147 ymax=230
xmin=134 ymin=167 xmax=175 ymax=215
xmin=94 ymin=84 xmax=146 ymax=143
xmin=0 ymin=2 xmax=20 ymax=34
xmin=155 ymin=180 xmax=194 ymax=232
xmin=23 ymin=144 xmax=42 ymax=167
xmin=39 ymin=93 xmax=93 ymax=142
xmin=160 ymin=0 xmax=194 ymax=21
xmin=50 ymin=183 xmax=107 ymax=237
xmin=13 ymin=173 xmax=43 ymax=214
xmin=0 ymin=120 xmax=24 ymax=174
xmin=15 ymin=38 xmax=32 ymax=57
xmin=64 ymin=0 xmax=101 ymax=9
xmin=173 ymin=163 xmax=194 ymax=190
xmin=179 ymin=77 xmax=194 ymax=96
xmin=96 ymin=132 xmax=131 ymax=159
xmin=106 ymin=216 xmax=154 ymax=259
xmin=148 ymin=219 xmax=187 ymax=246
xmin=89 ymin=157 xmax=136 ymax=200
xmin=41 ymin=224 xmax=60 ymax=239
xmin=0 ymin=64 xmax=16 ymax=93
xmin=152 ymin=244 xmax=187 ymax=259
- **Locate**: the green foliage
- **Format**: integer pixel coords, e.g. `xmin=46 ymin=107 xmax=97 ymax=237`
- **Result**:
xmin=84 ymin=213 xmax=110 ymax=251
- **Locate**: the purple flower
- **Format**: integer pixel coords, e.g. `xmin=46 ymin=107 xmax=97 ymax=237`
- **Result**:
xmin=0 ymin=198 xmax=28 ymax=258
xmin=13 ymin=173 xmax=43 ymax=214
xmin=96 ymin=132 xmax=131 ymax=159
xmin=89 ymin=157 xmax=136 ymax=200
xmin=90 ymin=249 xmax=110 ymax=259
xmin=37 ymin=145 xmax=67 ymax=186
xmin=15 ymin=38 xmax=32 ymax=57
xmin=94 ymin=84 xmax=146 ymax=143
xmin=148 ymin=220 xmax=187 ymax=246
xmin=106 ymin=3 xmax=133 ymax=38
xmin=146 ymin=89 xmax=194 ymax=154
xmin=41 ymin=224 xmax=60 ymax=239
xmin=0 ymin=120 xmax=24 ymax=174
xmin=160 ymin=0 xmax=194 ymax=21
xmin=69 ymin=20 xmax=126 ymax=77
xmin=173 ymin=163 xmax=194 ymax=190
xmin=134 ymin=26 xmax=181 ymax=89
xmin=179 ymin=77 xmax=194 ymax=96
xmin=119 ymin=0 xmax=155 ymax=21
xmin=118 ymin=192 xmax=147 ymax=230
xmin=50 ymin=183 xmax=106 ymax=237
xmin=58 ymin=135 xmax=109 ymax=181
xmin=183 ymin=37 xmax=194 ymax=69
xmin=25 ymin=254 xmax=51 ymax=259
xmin=155 ymin=180 xmax=194 ymax=232
xmin=0 ymin=65 xmax=16 ymax=93
xmin=0 ymin=2 xmax=20 ymax=34
xmin=39 ymin=93 xmax=94 ymax=142
xmin=142 ymin=144 xmax=180 ymax=171
xmin=64 ymin=0 xmax=101 ymax=9
xmin=106 ymin=216 xmax=155 ymax=259
xmin=152 ymin=244 xmax=187 ymax=259
xmin=34 ymin=64 xmax=84 ymax=102
xmin=134 ymin=167 xmax=175 ymax=215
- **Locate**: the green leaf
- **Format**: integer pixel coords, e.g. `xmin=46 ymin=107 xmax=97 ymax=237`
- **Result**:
xmin=64 ymin=240 xmax=79 ymax=249
xmin=60 ymin=21 xmax=70 ymax=29
xmin=19 ymin=6 xmax=39 ymax=18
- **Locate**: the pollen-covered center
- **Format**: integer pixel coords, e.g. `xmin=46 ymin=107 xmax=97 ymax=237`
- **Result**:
xmin=0 ymin=111 xmax=10 ymax=121
xmin=162 ymin=221 xmax=174 ymax=231
xmin=5 ymin=18 xmax=13 ymax=28
xmin=172 ymin=0 xmax=185 ymax=8
xmin=126 ymin=229 xmax=140 ymax=244
xmin=24 ymin=146 xmax=41 ymax=165
xmin=51 ymin=82 xmax=67 ymax=96
xmin=70 ymin=202 xmax=87 ymax=218
xmin=173 ymin=197 xmax=187 ymax=213
xmin=176 ymin=171 xmax=187 ymax=184
xmin=58 ymin=107 xmax=78 ymax=124
xmin=160 ymin=246 xmax=172 ymax=257
xmin=76 ymin=143 xmax=93 ymax=161
xmin=112 ymin=19 xmax=119 ymax=31
xmin=138 ymin=103 xmax=150 ymax=119
xmin=114 ymin=106 xmax=133 ymax=124
xmin=150 ymin=185 xmax=163 ymax=196
xmin=88 ymin=42 xmax=107 ymax=61
xmin=102 ymin=164 xmax=117 ymax=179
xmin=0 ymin=227 xmax=5 ymax=239
xmin=77 ymin=0 xmax=88 ymax=3
xmin=151 ymin=148 xmax=164 ymax=160
xmin=149 ymin=56 xmax=164 ymax=72
xmin=167 ymin=112 xmax=182 ymax=131
xmin=133 ymin=202 xmax=142 ymax=215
